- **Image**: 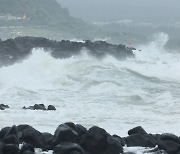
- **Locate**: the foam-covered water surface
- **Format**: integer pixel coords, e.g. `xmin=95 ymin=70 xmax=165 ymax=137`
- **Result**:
xmin=0 ymin=33 xmax=180 ymax=153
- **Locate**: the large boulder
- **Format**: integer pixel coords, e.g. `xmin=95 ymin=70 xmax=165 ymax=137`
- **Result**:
xmin=80 ymin=126 xmax=108 ymax=154
xmin=158 ymin=140 xmax=180 ymax=154
xmin=156 ymin=133 xmax=180 ymax=154
xmin=52 ymin=123 xmax=79 ymax=147
xmin=160 ymin=133 xmax=180 ymax=144
xmin=104 ymin=136 xmax=123 ymax=154
xmin=20 ymin=127 xmax=45 ymax=149
xmin=47 ymin=105 xmax=56 ymax=111
xmin=42 ymin=132 xmax=54 ymax=150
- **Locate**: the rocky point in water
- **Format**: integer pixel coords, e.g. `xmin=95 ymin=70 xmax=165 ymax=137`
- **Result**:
xmin=0 ymin=36 xmax=135 ymax=67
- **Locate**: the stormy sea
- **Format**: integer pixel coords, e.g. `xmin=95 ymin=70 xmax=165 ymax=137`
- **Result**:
xmin=0 ymin=33 xmax=180 ymax=153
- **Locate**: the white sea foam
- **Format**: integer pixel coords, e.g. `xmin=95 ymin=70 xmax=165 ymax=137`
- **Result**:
xmin=0 ymin=33 xmax=180 ymax=153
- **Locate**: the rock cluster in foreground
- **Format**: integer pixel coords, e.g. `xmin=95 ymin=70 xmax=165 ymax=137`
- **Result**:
xmin=0 ymin=36 xmax=135 ymax=67
xmin=0 ymin=123 xmax=180 ymax=154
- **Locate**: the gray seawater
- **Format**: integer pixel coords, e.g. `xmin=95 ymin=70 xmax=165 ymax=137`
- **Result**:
xmin=0 ymin=33 xmax=180 ymax=153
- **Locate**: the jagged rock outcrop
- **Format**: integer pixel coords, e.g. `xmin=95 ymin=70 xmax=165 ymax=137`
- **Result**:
xmin=0 ymin=36 xmax=135 ymax=67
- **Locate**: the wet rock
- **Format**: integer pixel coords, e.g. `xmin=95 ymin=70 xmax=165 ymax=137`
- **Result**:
xmin=17 ymin=125 xmax=32 ymax=133
xmin=124 ymin=133 xmax=156 ymax=148
xmin=23 ymin=104 xmax=57 ymax=111
xmin=2 ymin=144 xmax=19 ymax=154
xmin=112 ymin=134 xmax=126 ymax=146
xmin=34 ymin=104 xmax=46 ymax=110
xmin=158 ymin=140 xmax=180 ymax=154
xmin=152 ymin=134 xmax=161 ymax=142
xmin=128 ymin=126 xmax=148 ymax=135
xmin=0 ymin=142 xmax=4 ymax=154
xmin=81 ymin=126 xmax=108 ymax=154
xmin=0 ymin=104 xmax=9 ymax=110
xmin=21 ymin=127 xmax=45 ymax=148
xmin=2 ymin=134 xmax=19 ymax=145
xmin=53 ymin=123 xmax=79 ymax=147
xmin=104 ymin=136 xmax=123 ymax=154
xmin=22 ymin=106 xmax=34 ymax=110
xmin=19 ymin=143 xmax=35 ymax=154
xmin=75 ymin=124 xmax=87 ymax=137
xmin=47 ymin=105 xmax=56 ymax=111
xmin=5 ymin=125 xmax=18 ymax=138
xmin=42 ymin=132 xmax=53 ymax=150
xmin=0 ymin=125 xmax=19 ymax=145
xmin=160 ymin=133 xmax=180 ymax=144
xmin=53 ymin=142 xmax=84 ymax=154
xmin=0 ymin=127 xmax=11 ymax=139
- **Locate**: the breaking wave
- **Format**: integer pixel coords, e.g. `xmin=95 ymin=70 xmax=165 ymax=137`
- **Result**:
xmin=0 ymin=32 xmax=180 ymax=139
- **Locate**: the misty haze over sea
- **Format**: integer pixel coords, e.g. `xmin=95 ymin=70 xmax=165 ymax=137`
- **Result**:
xmin=58 ymin=0 xmax=180 ymax=22
xmin=58 ymin=0 xmax=180 ymax=49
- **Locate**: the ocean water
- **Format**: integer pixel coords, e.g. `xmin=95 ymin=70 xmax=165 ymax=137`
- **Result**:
xmin=0 ymin=33 xmax=180 ymax=153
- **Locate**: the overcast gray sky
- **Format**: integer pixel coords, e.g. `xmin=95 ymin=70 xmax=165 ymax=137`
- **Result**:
xmin=57 ymin=0 xmax=180 ymax=22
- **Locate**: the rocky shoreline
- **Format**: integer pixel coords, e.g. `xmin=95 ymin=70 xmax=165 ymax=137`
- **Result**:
xmin=0 ymin=118 xmax=180 ymax=154
xmin=0 ymin=36 xmax=135 ymax=67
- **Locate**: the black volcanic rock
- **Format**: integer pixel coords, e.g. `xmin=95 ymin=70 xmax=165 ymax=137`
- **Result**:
xmin=2 ymin=134 xmax=19 ymax=145
xmin=0 ymin=124 xmax=180 ymax=154
xmin=160 ymin=133 xmax=180 ymax=144
xmin=2 ymin=144 xmax=19 ymax=154
xmin=0 ymin=127 xmax=11 ymax=139
xmin=0 ymin=36 xmax=135 ymax=67
xmin=47 ymin=105 xmax=56 ymax=111
xmin=23 ymin=104 xmax=56 ymax=111
xmin=19 ymin=143 xmax=35 ymax=154
xmin=128 ymin=126 xmax=148 ymax=135
xmin=104 ymin=136 xmax=123 ymax=154
xmin=80 ymin=126 xmax=108 ymax=154
xmin=53 ymin=142 xmax=84 ymax=154
xmin=0 ymin=104 xmax=9 ymax=110
xmin=20 ymin=127 xmax=45 ymax=149
xmin=52 ymin=123 xmax=79 ymax=147
xmin=124 ymin=133 xmax=157 ymax=148
xmin=33 ymin=104 xmax=46 ymax=110
xmin=158 ymin=140 xmax=180 ymax=154
xmin=4 ymin=125 xmax=18 ymax=139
